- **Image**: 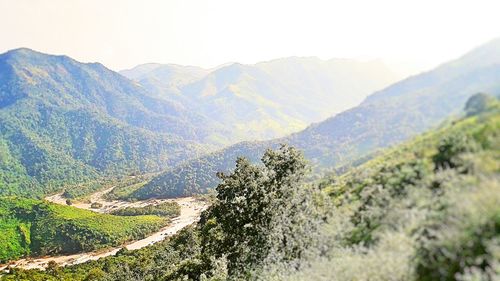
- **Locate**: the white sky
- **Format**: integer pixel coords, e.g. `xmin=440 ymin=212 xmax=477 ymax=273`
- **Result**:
xmin=1 ymin=0 xmax=499 ymax=73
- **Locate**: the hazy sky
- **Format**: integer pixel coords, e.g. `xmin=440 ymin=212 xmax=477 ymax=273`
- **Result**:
xmin=1 ymin=0 xmax=499 ymax=72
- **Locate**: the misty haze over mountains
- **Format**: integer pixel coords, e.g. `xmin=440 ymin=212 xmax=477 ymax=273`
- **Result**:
xmin=120 ymin=57 xmax=402 ymax=144
xmin=133 ymin=38 xmax=500 ymax=199
xmin=1 ymin=38 xmax=500 ymax=199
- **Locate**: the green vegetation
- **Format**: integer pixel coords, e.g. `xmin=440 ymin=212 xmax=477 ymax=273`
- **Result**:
xmin=0 ymin=197 xmax=167 ymax=263
xmin=0 ymin=48 xmax=402 ymax=200
xmin=2 ymin=145 xmax=327 ymax=280
xmin=55 ymin=174 xmax=155 ymax=201
xmin=465 ymin=92 xmax=499 ymax=116
xmin=281 ymin=95 xmax=500 ymax=281
xmin=62 ymin=180 xmax=111 ymax=200
xmin=198 ymin=145 xmax=326 ymax=278
xmin=3 ymin=39 xmax=500 ymax=203
xmin=3 ymin=95 xmax=498 ymax=280
xmin=131 ymin=142 xmax=270 ymax=199
xmin=110 ymin=201 xmax=180 ymax=217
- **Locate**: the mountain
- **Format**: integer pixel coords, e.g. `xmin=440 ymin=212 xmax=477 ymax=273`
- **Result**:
xmin=133 ymin=38 xmax=500 ymax=199
xmin=0 ymin=48 xmax=214 ymax=197
xmin=121 ymin=57 xmax=401 ymax=143
xmin=119 ymin=63 xmax=209 ymax=88
xmin=0 ymin=49 xmax=402 ymax=198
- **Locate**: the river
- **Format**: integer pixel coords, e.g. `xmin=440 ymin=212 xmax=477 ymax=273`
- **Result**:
xmin=0 ymin=190 xmax=207 ymax=271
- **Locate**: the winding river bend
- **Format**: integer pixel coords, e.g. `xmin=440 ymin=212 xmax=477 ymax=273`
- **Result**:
xmin=0 ymin=190 xmax=207 ymax=271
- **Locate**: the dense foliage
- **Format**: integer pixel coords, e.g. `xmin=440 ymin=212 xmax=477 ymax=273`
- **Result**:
xmin=132 ymin=142 xmax=271 ymax=199
xmin=0 ymin=197 xmax=167 ymax=263
xmin=198 ymin=145 xmax=327 ymax=278
xmin=110 ymin=202 xmax=180 ymax=217
xmin=0 ymin=48 xmax=402 ymax=200
xmin=1 ymin=145 xmax=328 ymax=280
xmin=279 ymin=96 xmax=500 ymax=280
xmin=3 ymin=95 xmax=498 ymax=280
xmin=103 ymin=174 xmax=155 ymax=201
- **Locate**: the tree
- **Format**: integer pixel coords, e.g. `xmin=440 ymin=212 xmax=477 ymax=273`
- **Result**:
xmin=432 ymin=132 xmax=477 ymax=171
xmin=464 ymin=93 xmax=497 ymax=116
xmin=200 ymin=145 xmax=325 ymax=278
xmin=84 ymin=268 xmax=106 ymax=281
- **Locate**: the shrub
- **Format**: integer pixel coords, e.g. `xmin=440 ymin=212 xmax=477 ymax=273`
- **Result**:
xmin=90 ymin=202 xmax=103 ymax=209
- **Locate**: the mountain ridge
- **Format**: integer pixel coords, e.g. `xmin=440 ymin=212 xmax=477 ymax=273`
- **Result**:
xmin=0 ymin=48 xmax=403 ymax=197
xmin=132 ymin=38 xmax=500 ymax=199
xmin=122 ymin=56 xmax=401 ymax=143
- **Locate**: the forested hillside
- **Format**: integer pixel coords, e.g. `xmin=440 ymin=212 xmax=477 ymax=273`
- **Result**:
xmin=0 ymin=48 xmax=213 ymax=198
xmin=0 ymin=197 xmax=168 ymax=263
xmin=134 ymin=38 xmax=500 ymax=199
xmin=2 ymin=1 xmax=498 ymax=281
xmin=5 ymin=96 xmax=497 ymax=280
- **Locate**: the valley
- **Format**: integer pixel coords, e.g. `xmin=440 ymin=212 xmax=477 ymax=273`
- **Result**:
xmin=130 ymin=38 xmax=500 ymax=200
xmin=3 ymin=97 xmax=497 ymax=280
xmin=0 ymin=187 xmax=207 ymax=271
xmin=0 ymin=17 xmax=499 ymax=279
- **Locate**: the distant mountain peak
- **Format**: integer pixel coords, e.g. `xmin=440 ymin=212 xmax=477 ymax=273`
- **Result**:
xmin=2 ymin=47 xmax=65 ymax=60
xmin=4 ymin=47 xmax=38 ymax=55
xmin=0 ymin=48 xmax=115 ymax=75
xmin=120 ymin=63 xmax=208 ymax=81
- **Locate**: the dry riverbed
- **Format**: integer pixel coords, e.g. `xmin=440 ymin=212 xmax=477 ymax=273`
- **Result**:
xmin=0 ymin=190 xmax=207 ymax=271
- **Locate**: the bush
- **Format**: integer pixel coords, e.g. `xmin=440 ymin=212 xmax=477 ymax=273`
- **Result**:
xmin=110 ymin=202 xmax=180 ymax=218
xmin=90 ymin=202 xmax=103 ymax=209
xmin=465 ymin=93 xmax=498 ymax=117
xmin=414 ymin=179 xmax=500 ymax=281
xmin=432 ymin=133 xmax=477 ymax=171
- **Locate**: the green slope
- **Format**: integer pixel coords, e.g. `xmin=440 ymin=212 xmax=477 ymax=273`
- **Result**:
xmin=281 ymin=97 xmax=500 ymax=281
xmin=0 ymin=49 xmax=400 ymax=199
xmin=0 ymin=197 xmax=167 ymax=263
